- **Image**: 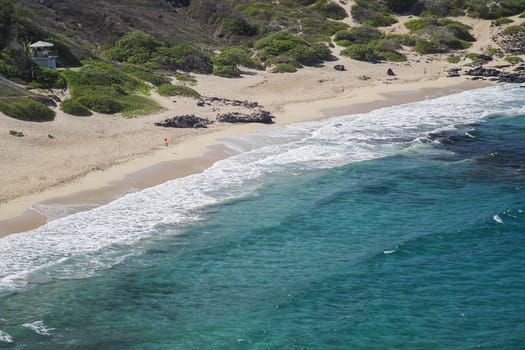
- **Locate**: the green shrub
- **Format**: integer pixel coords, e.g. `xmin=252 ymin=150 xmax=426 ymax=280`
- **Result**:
xmin=123 ymin=65 xmax=169 ymax=87
xmin=351 ymin=0 xmax=397 ymax=27
xmin=105 ymin=31 xmax=163 ymax=64
xmin=466 ymin=52 xmax=489 ymax=64
xmin=222 ymin=17 xmax=258 ymax=36
xmin=502 ymin=25 xmax=524 ymax=35
xmin=212 ymin=65 xmax=241 ymax=78
xmin=447 ymin=55 xmax=461 ymax=63
xmin=310 ymin=0 xmax=348 ymax=20
xmin=118 ymin=95 xmax=161 ymax=117
xmin=271 ymin=63 xmax=298 ymax=73
xmin=414 ymin=39 xmax=438 ymax=54
xmin=467 ymin=0 xmax=525 ymax=19
xmin=334 ymin=26 xmax=382 ymax=45
xmin=77 ymin=95 xmax=123 ymax=114
xmin=341 ymin=44 xmax=382 ymax=62
xmin=174 ymin=72 xmax=196 ymax=82
xmin=504 ymin=55 xmax=523 ymax=64
xmin=62 ymin=61 xmax=148 ymax=97
xmin=254 ymin=31 xmax=330 ymax=68
xmin=155 ymin=44 xmax=213 ymax=74
xmin=213 ymin=47 xmax=262 ymax=70
xmin=493 ymin=17 xmax=513 ymax=26
xmin=301 ymin=18 xmax=348 ymax=44
xmin=157 ymin=84 xmax=201 ymax=98
xmin=29 ymin=67 xmax=66 ymax=89
xmin=379 ymin=50 xmax=407 ymax=62
xmin=60 ymin=98 xmax=92 ymax=116
xmin=0 ymin=98 xmax=55 ymax=121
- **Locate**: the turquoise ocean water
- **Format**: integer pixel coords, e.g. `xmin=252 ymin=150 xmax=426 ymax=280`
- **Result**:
xmin=0 ymin=85 xmax=524 ymax=349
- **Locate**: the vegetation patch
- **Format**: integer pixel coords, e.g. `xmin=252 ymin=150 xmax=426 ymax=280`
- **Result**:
xmin=254 ymin=31 xmax=331 ymax=68
xmin=271 ymin=63 xmax=299 ymax=73
xmin=105 ymin=31 xmax=163 ymax=65
xmin=466 ymin=52 xmax=490 ymax=64
xmin=62 ymin=61 xmax=160 ymax=115
xmin=29 ymin=67 xmax=67 ymax=89
xmin=157 ymin=84 xmax=201 ymax=98
xmin=351 ymin=0 xmax=397 ymax=27
xmin=336 ymin=28 xmax=409 ymax=62
xmin=310 ymin=0 xmax=348 ymax=20
xmin=221 ymin=17 xmax=259 ymax=36
xmin=60 ymin=98 xmax=92 ymax=116
xmin=155 ymin=44 xmax=213 ymax=74
xmin=447 ymin=55 xmax=461 ymax=63
xmin=504 ymin=55 xmax=523 ymax=64
xmin=0 ymin=98 xmax=55 ymax=121
xmin=405 ymin=18 xmax=475 ymax=53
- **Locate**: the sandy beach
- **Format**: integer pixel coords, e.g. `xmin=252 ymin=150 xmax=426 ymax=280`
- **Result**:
xmin=0 ymin=34 xmax=496 ymax=236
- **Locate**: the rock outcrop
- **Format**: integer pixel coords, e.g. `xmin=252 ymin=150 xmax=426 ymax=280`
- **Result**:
xmin=465 ymin=66 xmax=525 ymax=83
xmin=217 ymin=111 xmax=275 ymax=124
xmin=154 ymin=115 xmax=213 ymax=128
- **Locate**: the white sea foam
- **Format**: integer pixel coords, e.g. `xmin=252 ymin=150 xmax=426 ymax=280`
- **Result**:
xmin=0 ymin=84 xmax=523 ymax=292
xmin=0 ymin=330 xmax=13 ymax=343
xmin=22 ymin=320 xmax=55 ymax=336
xmin=493 ymin=214 xmax=504 ymax=224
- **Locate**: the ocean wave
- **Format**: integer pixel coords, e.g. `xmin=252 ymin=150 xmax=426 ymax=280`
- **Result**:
xmin=22 ymin=320 xmax=55 ymax=336
xmin=0 ymin=330 xmax=13 ymax=343
xmin=0 ymin=84 xmax=524 ymax=292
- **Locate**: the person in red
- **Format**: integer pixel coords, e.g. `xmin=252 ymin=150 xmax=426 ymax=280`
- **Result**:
xmin=164 ymin=137 xmax=168 ymax=146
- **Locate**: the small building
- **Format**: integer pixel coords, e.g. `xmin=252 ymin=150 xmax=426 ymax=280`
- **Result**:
xmin=29 ymin=41 xmax=57 ymax=69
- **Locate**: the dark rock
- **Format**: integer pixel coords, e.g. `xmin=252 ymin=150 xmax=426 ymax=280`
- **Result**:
xmin=334 ymin=64 xmax=345 ymax=71
xmin=387 ymin=68 xmax=396 ymax=76
xmin=205 ymin=97 xmax=259 ymax=109
xmin=466 ymin=66 xmax=500 ymax=77
xmin=466 ymin=65 xmax=525 ymax=83
xmin=196 ymin=100 xmax=205 ymax=107
xmin=447 ymin=69 xmax=461 ymax=77
xmin=9 ymin=130 xmax=24 ymax=137
xmin=48 ymin=134 xmax=55 ymax=139
xmin=478 ymin=54 xmax=493 ymax=62
xmin=217 ymin=111 xmax=275 ymax=124
xmin=155 ymin=115 xmax=213 ymax=128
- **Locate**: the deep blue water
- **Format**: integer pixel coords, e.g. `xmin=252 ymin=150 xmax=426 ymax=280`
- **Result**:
xmin=0 ymin=85 xmax=524 ymax=349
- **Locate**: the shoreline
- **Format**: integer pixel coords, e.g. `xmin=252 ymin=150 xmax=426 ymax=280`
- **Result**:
xmin=0 ymin=77 xmax=490 ymax=237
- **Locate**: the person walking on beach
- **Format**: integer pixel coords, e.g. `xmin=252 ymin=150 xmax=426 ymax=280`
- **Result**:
xmin=164 ymin=137 xmax=168 ymax=146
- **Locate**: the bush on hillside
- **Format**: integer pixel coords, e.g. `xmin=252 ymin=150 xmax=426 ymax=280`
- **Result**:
xmin=222 ymin=17 xmax=259 ymax=36
xmin=504 ymin=55 xmax=523 ymax=64
xmin=351 ymin=0 xmax=398 ymax=27
xmin=60 ymin=98 xmax=92 ymax=116
xmin=77 ymin=94 xmax=123 ymax=114
xmin=105 ymin=31 xmax=163 ymax=64
xmin=271 ymin=63 xmax=298 ymax=73
xmin=0 ymin=98 xmax=55 ymax=121
xmin=310 ymin=0 xmax=348 ymax=20
xmin=155 ymin=44 xmax=213 ymax=74
xmin=157 ymin=84 xmax=201 ymax=98
xmin=212 ymin=64 xmax=241 ymax=78
xmin=29 ymin=67 xmax=66 ymax=89
xmin=334 ymin=27 xmax=382 ymax=46
xmin=254 ymin=31 xmax=331 ymax=68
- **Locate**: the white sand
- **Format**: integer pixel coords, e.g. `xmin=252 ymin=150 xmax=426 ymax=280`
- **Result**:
xmin=0 ymin=16 xmax=507 ymax=235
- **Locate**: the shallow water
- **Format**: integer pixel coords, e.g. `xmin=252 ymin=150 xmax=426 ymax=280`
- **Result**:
xmin=0 ymin=85 xmax=524 ymax=349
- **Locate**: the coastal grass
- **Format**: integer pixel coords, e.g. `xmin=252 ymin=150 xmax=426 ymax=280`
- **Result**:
xmin=157 ymin=84 xmax=201 ymax=99
xmin=0 ymin=98 xmax=55 ymax=121
xmin=447 ymin=55 xmax=461 ymax=63
xmin=60 ymin=99 xmax=92 ymax=116
xmin=504 ymin=55 xmax=523 ymax=64
xmin=62 ymin=61 xmax=160 ymax=115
